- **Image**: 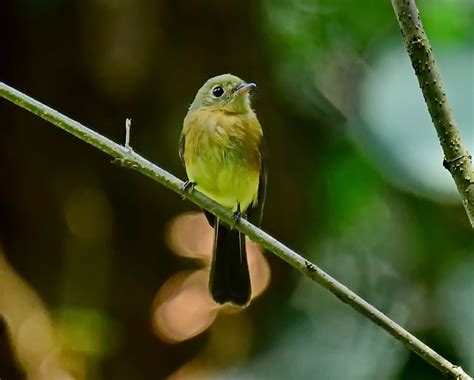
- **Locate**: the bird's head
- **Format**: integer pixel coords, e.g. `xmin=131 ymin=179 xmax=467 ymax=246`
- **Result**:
xmin=189 ymin=74 xmax=256 ymax=114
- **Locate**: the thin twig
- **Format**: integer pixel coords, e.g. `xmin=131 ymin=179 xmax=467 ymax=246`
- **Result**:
xmin=391 ymin=0 xmax=474 ymax=227
xmin=125 ymin=117 xmax=132 ymax=150
xmin=0 ymin=82 xmax=471 ymax=379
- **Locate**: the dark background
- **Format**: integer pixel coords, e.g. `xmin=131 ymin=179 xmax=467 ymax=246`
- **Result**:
xmin=0 ymin=0 xmax=472 ymax=379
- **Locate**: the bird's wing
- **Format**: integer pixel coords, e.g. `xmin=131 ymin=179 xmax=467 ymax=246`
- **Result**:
xmin=248 ymin=138 xmax=267 ymax=227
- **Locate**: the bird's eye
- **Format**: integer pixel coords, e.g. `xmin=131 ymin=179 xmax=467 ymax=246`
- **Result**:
xmin=212 ymin=86 xmax=224 ymax=98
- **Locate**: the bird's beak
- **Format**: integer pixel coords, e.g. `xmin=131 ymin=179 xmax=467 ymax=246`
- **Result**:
xmin=235 ymin=82 xmax=256 ymax=95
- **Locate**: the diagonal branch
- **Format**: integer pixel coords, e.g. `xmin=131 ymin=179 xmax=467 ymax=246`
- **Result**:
xmin=391 ymin=0 xmax=474 ymax=227
xmin=0 ymin=82 xmax=471 ymax=379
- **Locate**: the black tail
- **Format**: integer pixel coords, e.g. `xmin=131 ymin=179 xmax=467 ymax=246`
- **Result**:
xmin=209 ymin=217 xmax=251 ymax=307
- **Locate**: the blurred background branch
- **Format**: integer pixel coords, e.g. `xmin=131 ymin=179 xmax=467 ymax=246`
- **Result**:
xmin=0 ymin=82 xmax=471 ymax=380
xmin=391 ymin=0 xmax=474 ymax=227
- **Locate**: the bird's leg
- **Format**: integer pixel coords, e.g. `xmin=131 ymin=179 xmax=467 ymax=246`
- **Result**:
xmin=231 ymin=203 xmax=242 ymax=228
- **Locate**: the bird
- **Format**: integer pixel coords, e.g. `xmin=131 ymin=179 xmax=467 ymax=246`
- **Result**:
xmin=179 ymin=73 xmax=266 ymax=307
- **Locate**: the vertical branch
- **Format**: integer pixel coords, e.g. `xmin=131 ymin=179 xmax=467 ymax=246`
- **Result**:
xmin=391 ymin=0 xmax=474 ymax=227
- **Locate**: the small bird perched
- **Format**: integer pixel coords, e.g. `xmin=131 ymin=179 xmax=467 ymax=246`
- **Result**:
xmin=179 ymin=74 xmax=266 ymax=307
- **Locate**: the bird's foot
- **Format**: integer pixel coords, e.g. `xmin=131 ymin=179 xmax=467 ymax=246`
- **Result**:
xmin=181 ymin=181 xmax=196 ymax=198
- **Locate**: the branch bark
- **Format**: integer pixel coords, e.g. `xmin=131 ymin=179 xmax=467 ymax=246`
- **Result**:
xmin=391 ymin=0 xmax=474 ymax=227
xmin=0 ymin=82 xmax=471 ymax=379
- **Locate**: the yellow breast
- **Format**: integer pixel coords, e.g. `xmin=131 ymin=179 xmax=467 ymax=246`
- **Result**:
xmin=182 ymin=107 xmax=262 ymax=212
